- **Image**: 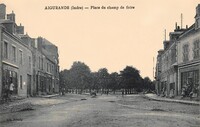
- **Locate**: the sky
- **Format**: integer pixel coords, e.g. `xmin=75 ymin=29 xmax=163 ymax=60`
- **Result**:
xmin=1 ymin=0 xmax=199 ymax=80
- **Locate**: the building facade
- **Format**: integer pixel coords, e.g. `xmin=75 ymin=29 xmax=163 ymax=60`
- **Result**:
xmin=21 ymin=36 xmax=60 ymax=96
xmin=0 ymin=10 xmax=33 ymax=97
xmin=0 ymin=3 xmax=60 ymax=98
xmin=177 ymin=5 xmax=200 ymax=96
xmin=156 ymin=27 xmax=185 ymax=97
xmin=155 ymin=4 xmax=200 ymax=98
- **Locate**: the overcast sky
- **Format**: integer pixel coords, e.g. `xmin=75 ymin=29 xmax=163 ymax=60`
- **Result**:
xmin=2 ymin=0 xmax=199 ymax=80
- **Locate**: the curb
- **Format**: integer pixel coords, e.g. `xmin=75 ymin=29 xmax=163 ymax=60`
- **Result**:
xmin=38 ymin=94 xmax=60 ymax=98
xmin=144 ymin=94 xmax=200 ymax=106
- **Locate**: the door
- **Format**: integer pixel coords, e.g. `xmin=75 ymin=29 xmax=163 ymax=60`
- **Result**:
xmin=27 ymin=74 xmax=31 ymax=96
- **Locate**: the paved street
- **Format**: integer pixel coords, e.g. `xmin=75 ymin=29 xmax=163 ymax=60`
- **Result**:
xmin=0 ymin=94 xmax=199 ymax=127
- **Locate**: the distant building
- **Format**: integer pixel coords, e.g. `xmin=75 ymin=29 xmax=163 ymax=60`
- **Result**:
xmin=155 ymin=4 xmax=200 ymax=97
xmin=32 ymin=37 xmax=60 ymax=95
xmin=155 ymin=49 xmax=164 ymax=95
xmin=0 ymin=3 xmax=60 ymax=98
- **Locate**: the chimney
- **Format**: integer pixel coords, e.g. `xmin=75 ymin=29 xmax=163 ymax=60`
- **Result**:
xmin=16 ymin=23 xmax=24 ymax=34
xmin=163 ymin=41 xmax=169 ymax=50
xmin=7 ymin=11 xmax=15 ymax=22
xmin=175 ymin=22 xmax=178 ymax=29
xmin=37 ymin=37 xmax=43 ymax=51
xmin=0 ymin=3 xmax=6 ymax=19
xmin=181 ymin=13 xmax=183 ymax=29
xmin=158 ymin=50 xmax=164 ymax=57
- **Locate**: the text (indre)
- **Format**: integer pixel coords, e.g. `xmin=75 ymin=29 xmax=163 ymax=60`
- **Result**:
xmin=71 ymin=6 xmax=83 ymax=10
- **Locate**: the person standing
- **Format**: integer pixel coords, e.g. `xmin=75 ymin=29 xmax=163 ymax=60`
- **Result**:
xmin=9 ymin=81 xmax=14 ymax=96
xmin=122 ymin=89 xmax=124 ymax=97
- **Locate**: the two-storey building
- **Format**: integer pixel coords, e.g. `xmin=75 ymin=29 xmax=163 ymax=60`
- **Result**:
xmin=0 ymin=4 xmax=33 ymax=97
xmin=177 ymin=4 xmax=200 ymax=96
xmin=0 ymin=3 xmax=60 ymax=98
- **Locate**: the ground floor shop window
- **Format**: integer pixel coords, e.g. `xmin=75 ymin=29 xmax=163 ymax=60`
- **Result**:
xmin=181 ymin=70 xmax=199 ymax=97
xmin=40 ymin=76 xmax=46 ymax=93
xmin=2 ymin=69 xmax=18 ymax=95
xmin=46 ymin=77 xmax=52 ymax=94
xmin=36 ymin=75 xmax=47 ymax=94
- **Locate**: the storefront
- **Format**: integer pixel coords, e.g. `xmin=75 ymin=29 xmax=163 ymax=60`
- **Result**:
xmin=36 ymin=72 xmax=46 ymax=95
xmin=46 ymin=74 xmax=53 ymax=94
xmin=36 ymin=71 xmax=53 ymax=95
xmin=179 ymin=64 xmax=200 ymax=97
xmin=2 ymin=64 xmax=18 ymax=96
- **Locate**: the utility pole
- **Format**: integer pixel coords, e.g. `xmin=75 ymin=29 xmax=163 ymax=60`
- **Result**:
xmin=181 ymin=13 xmax=183 ymax=29
xmin=153 ymin=57 xmax=155 ymax=80
xmin=0 ymin=25 xmax=3 ymax=97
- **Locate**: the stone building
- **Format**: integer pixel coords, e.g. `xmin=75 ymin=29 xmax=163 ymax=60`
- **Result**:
xmin=0 ymin=3 xmax=60 ymax=98
xmin=0 ymin=4 xmax=33 ymax=97
xmin=155 ymin=26 xmax=185 ymax=97
xmin=30 ymin=37 xmax=60 ymax=95
xmin=39 ymin=37 xmax=60 ymax=94
xmin=155 ymin=4 xmax=200 ymax=97
xmin=177 ymin=4 xmax=200 ymax=96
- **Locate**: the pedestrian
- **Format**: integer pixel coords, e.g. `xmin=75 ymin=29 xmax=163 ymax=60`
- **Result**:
xmin=9 ymin=81 xmax=14 ymax=96
xmin=161 ymin=87 xmax=165 ymax=97
xmin=169 ymin=88 xmax=174 ymax=98
xmin=62 ymin=87 xmax=65 ymax=95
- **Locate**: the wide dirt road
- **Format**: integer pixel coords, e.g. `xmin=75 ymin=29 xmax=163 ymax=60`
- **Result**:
xmin=1 ymin=94 xmax=199 ymax=127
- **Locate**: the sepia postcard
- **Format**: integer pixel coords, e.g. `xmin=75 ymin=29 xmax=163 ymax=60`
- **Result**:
xmin=0 ymin=0 xmax=199 ymax=127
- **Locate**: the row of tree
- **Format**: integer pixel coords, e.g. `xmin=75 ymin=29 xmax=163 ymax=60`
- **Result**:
xmin=60 ymin=61 xmax=155 ymax=94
